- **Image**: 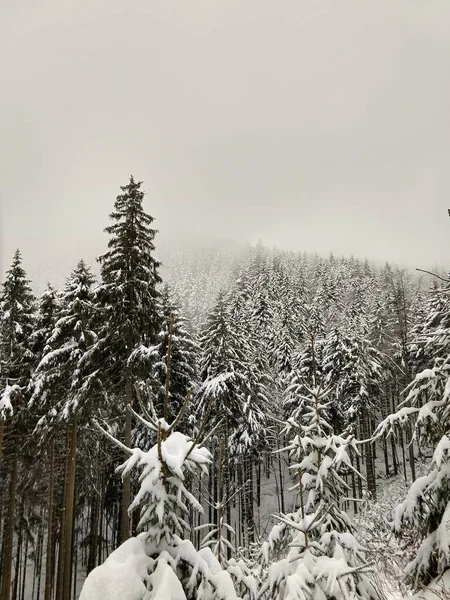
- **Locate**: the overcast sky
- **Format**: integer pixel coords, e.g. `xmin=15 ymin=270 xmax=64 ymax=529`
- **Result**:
xmin=1 ymin=1 xmax=450 ymax=286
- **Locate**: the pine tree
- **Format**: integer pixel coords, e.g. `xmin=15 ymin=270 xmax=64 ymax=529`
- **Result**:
xmin=0 ymin=250 xmax=36 ymax=600
xmin=95 ymin=175 xmax=162 ymax=541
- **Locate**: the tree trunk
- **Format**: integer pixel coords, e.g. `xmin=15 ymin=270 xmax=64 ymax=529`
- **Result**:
xmin=20 ymin=534 xmax=28 ymax=600
xmin=0 ymin=449 xmax=18 ymax=600
xmin=56 ymin=427 xmax=71 ymax=600
xmin=35 ymin=521 xmax=44 ymax=600
xmin=361 ymin=411 xmax=376 ymax=500
xmin=62 ymin=416 xmax=77 ymax=600
xmin=121 ymin=379 xmax=132 ymax=543
xmin=44 ymin=438 xmax=55 ymax=600
xmin=355 ymin=451 xmax=363 ymax=499
xmin=408 ymin=423 xmax=416 ymax=482
xmin=87 ymin=495 xmax=99 ymax=574
xmin=0 ymin=420 xmax=4 ymax=460
xmin=349 ymin=448 xmax=358 ymax=514
xmin=246 ymin=458 xmax=255 ymax=545
xmin=276 ymin=431 xmax=285 ymax=515
xmin=380 ymin=391 xmax=390 ymax=476
xmin=12 ymin=502 xmax=23 ymax=600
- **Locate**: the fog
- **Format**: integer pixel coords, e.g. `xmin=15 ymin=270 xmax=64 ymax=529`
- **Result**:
xmin=2 ymin=1 xmax=450 ymax=285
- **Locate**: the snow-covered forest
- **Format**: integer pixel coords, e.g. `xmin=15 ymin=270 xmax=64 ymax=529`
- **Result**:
xmin=1 ymin=177 xmax=450 ymax=600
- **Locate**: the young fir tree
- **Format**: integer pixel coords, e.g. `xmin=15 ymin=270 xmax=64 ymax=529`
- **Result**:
xmin=260 ymin=384 xmax=378 ymax=600
xmin=0 ymin=250 xmax=36 ymax=600
xmin=95 ymin=175 xmax=162 ymax=541
xmin=80 ymin=395 xmax=249 ymax=600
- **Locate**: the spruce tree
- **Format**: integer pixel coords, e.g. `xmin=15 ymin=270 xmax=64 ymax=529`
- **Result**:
xmin=95 ymin=175 xmax=161 ymax=541
xmin=0 ymin=250 xmax=36 ymax=600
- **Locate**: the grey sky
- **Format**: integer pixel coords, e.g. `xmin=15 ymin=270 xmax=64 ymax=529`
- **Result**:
xmin=1 ymin=1 xmax=450 ymax=286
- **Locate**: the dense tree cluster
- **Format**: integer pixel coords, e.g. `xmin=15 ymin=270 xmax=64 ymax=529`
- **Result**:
xmin=1 ymin=178 xmax=448 ymax=599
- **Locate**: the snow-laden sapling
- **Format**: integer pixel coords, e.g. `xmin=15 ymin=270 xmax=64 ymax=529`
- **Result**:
xmin=260 ymin=385 xmax=379 ymax=600
xmin=80 ymin=313 xmax=243 ymax=600
xmin=81 ymin=400 xmax=244 ymax=600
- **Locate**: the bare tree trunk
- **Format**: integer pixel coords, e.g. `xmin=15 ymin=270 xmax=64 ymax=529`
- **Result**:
xmin=12 ymin=502 xmax=24 ymax=600
xmin=349 ymin=448 xmax=358 ymax=514
xmin=87 ymin=499 xmax=98 ymax=574
xmin=224 ymin=448 xmax=232 ymax=560
xmin=20 ymin=534 xmax=28 ymax=600
xmin=208 ymin=469 xmax=213 ymax=526
xmin=35 ymin=521 xmax=44 ymax=600
xmin=72 ymin=529 xmax=78 ymax=600
xmin=355 ymin=452 xmax=363 ymax=499
xmin=0 ymin=449 xmax=18 ymax=600
xmin=56 ymin=427 xmax=70 ymax=600
xmin=390 ymin=390 xmax=399 ymax=476
xmin=380 ymin=391 xmax=390 ymax=476
xmin=44 ymin=438 xmax=55 ymax=600
xmin=361 ymin=411 xmax=376 ymax=500
xmin=399 ymin=430 xmax=407 ymax=483
xmin=246 ymin=458 xmax=255 ymax=545
xmin=121 ymin=379 xmax=132 ymax=543
xmin=0 ymin=420 xmax=4 ymax=461
xmin=408 ymin=423 xmax=416 ymax=482
xmin=276 ymin=430 xmax=285 ymax=515
xmin=62 ymin=416 xmax=77 ymax=600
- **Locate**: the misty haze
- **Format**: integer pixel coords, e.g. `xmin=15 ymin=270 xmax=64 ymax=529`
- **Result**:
xmin=1 ymin=3 xmax=450 ymax=600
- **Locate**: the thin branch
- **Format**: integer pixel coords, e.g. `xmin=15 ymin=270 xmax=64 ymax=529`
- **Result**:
xmin=92 ymin=420 xmax=133 ymax=455
xmin=134 ymin=382 xmax=155 ymax=423
xmin=416 ymin=268 xmax=449 ymax=283
xmin=127 ymin=404 xmax=158 ymax=432
xmin=167 ymin=389 xmax=192 ymax=434
xmin=185 ymin=397 xmax=215 ymax=460
xmin=163 ymin=312 xmax=174 ymax=431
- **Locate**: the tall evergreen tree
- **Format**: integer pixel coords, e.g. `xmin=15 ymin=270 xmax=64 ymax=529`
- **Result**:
xmin=95 ymin=175 xmax=162 ymax=541
xmin=0 ymin=250 xmax=36 ymax=600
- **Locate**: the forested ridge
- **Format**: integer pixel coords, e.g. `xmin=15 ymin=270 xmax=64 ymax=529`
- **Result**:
xmin=1 ymin=177 xmax=450 ymax=600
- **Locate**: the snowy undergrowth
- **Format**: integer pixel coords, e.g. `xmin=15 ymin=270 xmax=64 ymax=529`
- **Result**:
xmin=410 ymin=569 xmax=450 ymax=600
xmin=354 ymin=464 xmax=428 ymax=599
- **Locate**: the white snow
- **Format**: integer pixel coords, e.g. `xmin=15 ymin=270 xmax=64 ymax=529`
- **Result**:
xmin=79 ymin=535 xmax=153 ymax=600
